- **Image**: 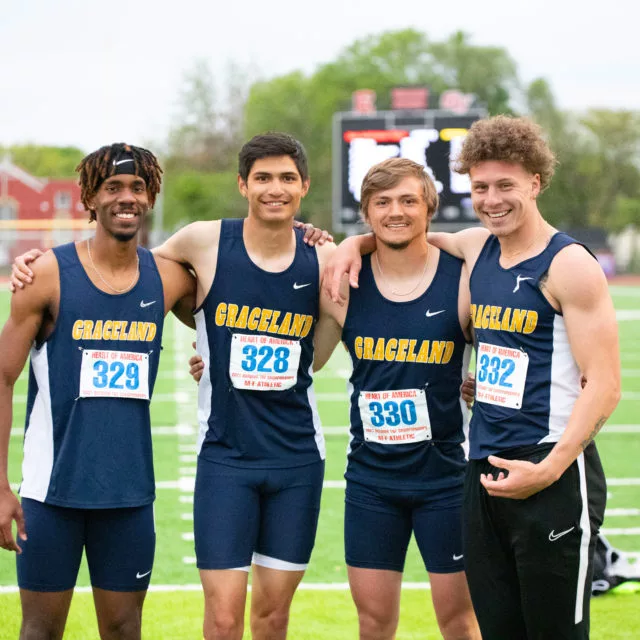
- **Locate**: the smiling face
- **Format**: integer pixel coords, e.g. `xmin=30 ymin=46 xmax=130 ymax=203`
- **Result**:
xmin=469 ymin=160 xmax=541 ymax=237
xmin=89 ymin=174 xmax=150 ymax=241
xmin=364 ymin=176 xmax=430 ymax=250
xmin=238 ymin=155 xmax=310 ymax=225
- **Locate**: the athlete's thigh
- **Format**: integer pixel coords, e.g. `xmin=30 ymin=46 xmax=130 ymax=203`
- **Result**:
xmin=344 ymin=481 xmax=412 ymax=572
xmin=85 ymin=504 xmax=155 ymax=591
xmin=462 ymin=461 xmax=527 ymax=639
xmin=515 ymin=448 xmax=606 ymax=639
xmin=256 ymin=460 xmax=324 ymax=567
xmin=194 ymin=457 xmax=260 ymax=570
xmin=412 ymin=484 xmax=464 ymax=574
xmin=17 ymin=498 xmax=85 ymax=592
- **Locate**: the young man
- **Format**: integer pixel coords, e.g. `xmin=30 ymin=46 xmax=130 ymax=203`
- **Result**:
xmin=0 ymin=143 xmax=196 ymax=640
xmin=314 ymin=158 xmax=480 ymax=640
xmin=324 ymin=115 xmax=621 ymax=639
xmin=149 ymin=132 xmax=336 ymax=640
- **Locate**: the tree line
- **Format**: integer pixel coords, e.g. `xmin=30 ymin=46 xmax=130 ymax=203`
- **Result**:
xmin=4 ymin=29 xmax=639 ymax=239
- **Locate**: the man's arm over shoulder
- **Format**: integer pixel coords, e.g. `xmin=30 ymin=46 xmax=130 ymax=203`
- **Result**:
xmin=153 ymin=220 xmax=221 ymax=269
xmin=428 ymin=227 xmax=490 ymax=269
xmin=155 ymin=256 xmax=197 ymax=329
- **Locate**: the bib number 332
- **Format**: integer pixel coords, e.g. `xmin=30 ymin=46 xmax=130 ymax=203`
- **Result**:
xmin=475 ymin=342 xmax=528 ymax=409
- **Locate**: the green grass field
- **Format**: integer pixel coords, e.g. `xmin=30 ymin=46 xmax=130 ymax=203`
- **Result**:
xmin=0 ymin=286 xmax=639 ymax=639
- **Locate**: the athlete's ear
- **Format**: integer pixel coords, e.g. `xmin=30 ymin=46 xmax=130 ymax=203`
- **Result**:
xmin=237 ymin=175 xmax=248 ymax=199
xmin=531 ymin=174 xmax=541 ymax=199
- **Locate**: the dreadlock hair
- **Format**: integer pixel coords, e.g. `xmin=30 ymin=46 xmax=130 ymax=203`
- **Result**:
xmin=76 ymin=143 xmax=163 ymax=222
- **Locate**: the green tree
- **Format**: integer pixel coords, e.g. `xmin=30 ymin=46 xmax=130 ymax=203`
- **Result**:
xmin=1 ymin=145 xmax=84 ymax=177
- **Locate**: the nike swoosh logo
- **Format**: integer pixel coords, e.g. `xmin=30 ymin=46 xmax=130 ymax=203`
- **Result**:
xmin=513 ymin=275 xmax=534 ymax=293
xmin=425 ymin=310 xmax=445 ymax=318
xmin=114 ymin=158 xmax=135 ymax=166
xmin=140 ymin=300 xmax=156 ymax=308
xmin=548 ymin=527 xmax=575 ymax=542
xmin=453 ymin=553 xmax=464 ymax=561
xmin=293 ymin=282 xmax=311 ymax=290
xmin=136 ymin=570 xmax=152 ymax=579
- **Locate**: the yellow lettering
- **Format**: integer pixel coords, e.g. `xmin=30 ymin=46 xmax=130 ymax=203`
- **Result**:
xmin=501 ymin=307 xmax=512 ymax=331
xmin=354 ymin=336 xmax=363 ymax=360
xmin=384 ymin=338 xmax=398 ymax=361
xmin=373 ymin=338 xmax=385 ymax=361
xmin=103 ymin=320 xmax=113 ymax=340
xmin=428 ymin=340 xmax=445 ymax=364
xmin=442 ymin=341 xmax=454 ymax=364
xmin=215 ymin=303 xmax=227 ymax=327
xmin=225 ymin=304 xmax=239 ymax=328
xmin=235 ymin=305 xmax=249 ymax=329
xmin=509 ymin=309 xmax=527 ymax=333
xmin=137 ymin=322 xmax=149 ymax=341
xmin=126 ymin=322 xmax=139 ymax=341
xmin=112 ymin=321 xmax=122 ymax=340
xmin=72 ymin=320 xmax=84 ymax=340
xmin=481 ymin=305 xmax=491 ymax=329
xmin=396 ymin=339 xmax=409 ymax=362
xmin=247 ymin=308 xmax=261 ymax=331
xmin=258 ymin=309 xmax=273 ymax=332
xmin=277 ymin=312 xmax=292 ymax=335
xmin=416 ymin=340 xmax=431 ymax=363
xmin=363 ymin=337 xmax=374 ymax=360
xmin=489 ymin=306 xmax=501 ymax=330
xmin=291 ymin=314 xmax=305 ymax=337
xmin=406 ymin=339 xmax=418 ymax=363
xmin=268 ymin=311 xmax=281 ymax=333
xmin=523 ymin=311 xmax=538 ymax=334
xmin=91 ymin=320 xmax=103 ymax=340
xmin=146 ymin=323 xmax=157 ymax=342
xmin=82 ymin=320 xmax=94 ymax=340
xmin=300 ymin=316 xmax=313 ymax=339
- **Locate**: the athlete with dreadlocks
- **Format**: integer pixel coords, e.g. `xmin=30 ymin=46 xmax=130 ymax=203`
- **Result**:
xmin=0 ymin=143 xmax=196 ymax=640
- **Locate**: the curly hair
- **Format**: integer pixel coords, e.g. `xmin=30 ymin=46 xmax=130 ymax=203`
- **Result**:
xmin=76 ymin=143 xmax=163 ymax=221
xmin=360 ymin=158 xmax=439 ymax=221
xmin=454 ymin=115 xmax=557 ymax=192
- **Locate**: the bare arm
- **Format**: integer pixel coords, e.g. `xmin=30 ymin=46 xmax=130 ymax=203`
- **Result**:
xmin=0 ymin=257 xmax=57 ymax=552
xmin=427 ymin=227 xmax=490 ymax=268
xmin=153 ymin=221 xmax=221 ymax=307
xmin=323 ymin=233 xmax=376 ymax=304
xmin=482 ymin=246 xmax=620 ymax=499
xmin=155 ymin=257 xmax=197 ymax=330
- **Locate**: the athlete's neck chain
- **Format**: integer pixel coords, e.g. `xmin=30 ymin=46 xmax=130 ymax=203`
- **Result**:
xmin=87 ymin=238 xmax=139 ymax=294
xmin=374 ymin=249 xmax=429 ymax=297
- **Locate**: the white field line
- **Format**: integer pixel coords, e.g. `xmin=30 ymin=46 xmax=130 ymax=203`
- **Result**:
xmin=0 ymin=582 xmax=430 ymax=594
xmin=616 ymin=310 xmax=640 ymax=320
xmin=606 ymin=509 xmax=640 ymax=516
xmin=601 ymin=528 xmax=640 ymax=536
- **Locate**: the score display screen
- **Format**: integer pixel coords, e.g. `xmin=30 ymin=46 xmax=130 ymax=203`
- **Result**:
xmin=332 ymin=109 xmax=486 ymax=233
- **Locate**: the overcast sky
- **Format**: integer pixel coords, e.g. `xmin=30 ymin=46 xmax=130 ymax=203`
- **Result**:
xmin=1 ymin=0 xmax=637 ymax=153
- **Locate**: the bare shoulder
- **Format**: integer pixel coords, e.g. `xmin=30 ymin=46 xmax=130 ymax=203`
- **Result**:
xmin=547 ymin=243 xmax=609 ymax=308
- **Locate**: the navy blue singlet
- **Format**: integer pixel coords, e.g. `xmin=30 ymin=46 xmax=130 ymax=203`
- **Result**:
xmin=194 ymin=219 xmax=324 ymax=468
xmin=342 ymin=251 xmax=471 ymax=491
xmin=21 ymin=242 xmax=164 ymax=508
xmin=469 ymin=232 xmax=587 ymax=459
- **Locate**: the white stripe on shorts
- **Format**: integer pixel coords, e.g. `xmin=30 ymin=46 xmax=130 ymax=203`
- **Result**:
xmin=252 ymin=552 xmax=308 ymax=572
xmin=575 ymin=453 xmax=590 ymax=624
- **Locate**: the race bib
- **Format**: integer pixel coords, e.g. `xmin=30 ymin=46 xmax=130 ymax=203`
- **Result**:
xmin=358 ymin=388 xmax=431 ymax=444
xmin=475 ymin=342 xmax=529 ymax=409
xmin=229 ymin=334 xmax=301 ymax=391
xmin=79 ymin=349 xmax=150 ymax=400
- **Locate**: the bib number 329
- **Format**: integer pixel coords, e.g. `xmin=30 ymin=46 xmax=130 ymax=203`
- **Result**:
xmin=79 ymin=350 xmax=150 ymax=400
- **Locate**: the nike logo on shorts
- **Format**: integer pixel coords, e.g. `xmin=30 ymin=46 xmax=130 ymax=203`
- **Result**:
xmin=548 ymin=527 xmax=575 ymax=542
xmin=136 ymin=570 xmax=152 ymax=579
xmin=453 ymin=553 xmax=464 ymax=561
xmin=293 ymin=282 xmax=311 ymax=290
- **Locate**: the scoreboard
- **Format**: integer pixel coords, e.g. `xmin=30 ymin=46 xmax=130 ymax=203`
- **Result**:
xmin=332 ymin=108 xmax=487 ymax=235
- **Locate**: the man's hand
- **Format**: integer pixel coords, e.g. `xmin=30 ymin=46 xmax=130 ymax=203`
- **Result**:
xmin=480 ymin=455 xmax=557 ymax=500
xmin=460 ymin=372 xmax=475 ymax=409
xmin=9 ymin=249 xmax=44 ymax=292
xmin=293 ymin=220 xmax=334 ymax=247
xmin=189 ymin=342 xmax=204 ymax=384
xmin=322 ymin=236 xmax=366 ymax=305
xmin=0 ymin=488 xmax=26 ymax=553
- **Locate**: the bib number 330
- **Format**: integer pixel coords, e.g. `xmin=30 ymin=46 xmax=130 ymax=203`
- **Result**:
xmin=79 ymin=350 xmax=150 ymax=400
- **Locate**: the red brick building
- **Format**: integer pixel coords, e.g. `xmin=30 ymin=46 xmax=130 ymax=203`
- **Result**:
xmin=0 ymin=157 xmax=90 ymax=265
